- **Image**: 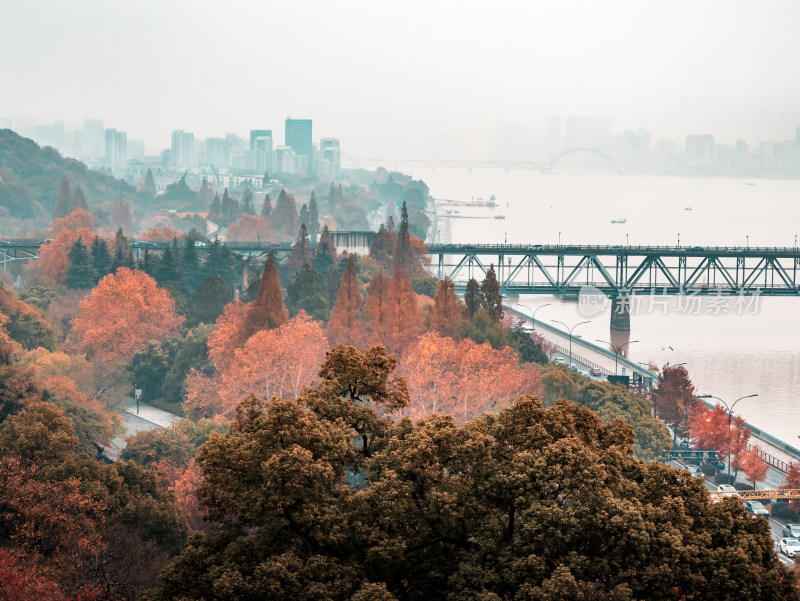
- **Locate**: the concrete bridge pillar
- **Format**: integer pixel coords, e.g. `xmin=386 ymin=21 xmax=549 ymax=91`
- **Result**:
xmin=610 ymin=297 xmax=631 ymax=333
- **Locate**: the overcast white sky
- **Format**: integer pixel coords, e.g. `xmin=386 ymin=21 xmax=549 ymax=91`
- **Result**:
xmin=2 ymin=0 xmax=799 ymax=158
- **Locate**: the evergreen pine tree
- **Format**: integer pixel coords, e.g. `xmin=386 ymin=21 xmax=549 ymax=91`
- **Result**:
xmin=393 ymin=201 xmax=411 ymax=272
xmin=143 ymin=168 xmax=157 ymax=196
xmin=326 ymin=256 xmax=365 ymax=347
xmin=308 ymin=191 xmax=320 ymax=241
xmin=73 ymin=186 xmax=89 ymax=213
xmin=273 ymin=189 xmax=298 ymax=237
xmin=90 ymin=235 xmax=112 ymax=284
xmin=260 ymin=193 xmax=272 ymax=220
xmin=239 ymin=254 xmax=288 ymax=343
xmin=221 ymin=189 xmax=241 ymax=227
xmin=139 ymin=247 xmax=157 ymax=277
xmin=287 ymin=224 xmax=311 ymax=279
xmin=110 ymin=187 xmax=133 ymax=235
xmin=112 ymin=228 xmax=136 ymax=271
xmin=180 ymin=236 xmax=202 ymax=293
xmin=315 ymin=224 xmax=338 ymax=267
xmin=191 ymin=275 xmax=233 ymax=326
xmin=299 ymin=203 xmax=310 ymax=230
xmin=242 ymin=189 xmax=256 ymax=215
xmin=464 ymin=278 xmax=486 ymax=319
xmin=196 ymin=178 xmax=215 ymax=209
xmin=53 ymin=177 xmax=72 ymax=219
xmin=156 ymin=241 xmax=181 ymax=287
xmin=286 ymin=263 xmax=329 ymax=321
xmin=481 ymin=264 xmax=503 ymax=322
xmin=207 ymin=193 xmax=223 ymax=224
xmin=327 ymin=182 xmax=336 ymax=211
xmin=66 ymin=239 xmax=96 ymax=289
xmin=369 ymin=223 xmax=394 ymax=268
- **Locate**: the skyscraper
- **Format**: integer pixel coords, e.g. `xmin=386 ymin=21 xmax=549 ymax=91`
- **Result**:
xmin=104 ymin=128 xmax=128 ymax=171
xmin=171 ymin=130 xmax=195 ymax=168
xmin=318 ymin=137 xmax=341 ymax=179
xmin=250 ymin=130 xmax=273 ymax=174
xmin=285 ymin=118 xmax=312 ymax=173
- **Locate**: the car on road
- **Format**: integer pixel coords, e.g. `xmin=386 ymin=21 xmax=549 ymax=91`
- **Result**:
xmin=780 ymin=538 xmax=800 ymax=557
xmin=590 ymin=368 xmax=603 ymax=376
xmin=743 ymin=501 xmax=770 ymax=517
xmin=782 ymin=524 xmax=800 ymax=538
xmin=716 ymin=484 xmax=737 ymax=493
xmin=686 ymin=465 xmax=704 ymax=478
xmin=553 ymin=357 xmax=567 ymax=364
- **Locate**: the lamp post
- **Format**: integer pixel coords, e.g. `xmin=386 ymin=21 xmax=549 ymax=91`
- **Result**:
xmin=517 ymin=303 xmax=551 ymax=333
xmin=698 ymin=393 xmax=758 ymax=485
xmin=553 ymin=320 xmax=590 ymax=368
xmin=596 ymin=339 xmax=639 ymax=374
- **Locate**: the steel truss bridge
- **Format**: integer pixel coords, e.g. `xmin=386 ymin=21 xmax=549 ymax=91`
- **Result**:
xmin=427 ymin=244 xmax=800 ymax=297
xmin=5 ymin=240 xmax=800 ymax=299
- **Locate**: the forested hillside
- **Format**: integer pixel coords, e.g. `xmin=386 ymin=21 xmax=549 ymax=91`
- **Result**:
xmin=0 ymin=129 xmax=151 ymax=232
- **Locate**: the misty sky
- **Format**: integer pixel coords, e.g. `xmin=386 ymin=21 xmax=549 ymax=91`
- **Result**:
xmin=2 ymin=0 xmax=799 ymax=158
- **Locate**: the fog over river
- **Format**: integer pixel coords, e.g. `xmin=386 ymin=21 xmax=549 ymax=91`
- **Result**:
xmin=424 ymin=169 xmax=800 ymax=444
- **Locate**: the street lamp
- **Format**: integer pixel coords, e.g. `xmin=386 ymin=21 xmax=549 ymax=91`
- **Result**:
xmin=553 ymin=319 xmax=590 ymax=368
xmin=596 ymin=339 xmax=639 ymax=374
xmin=698 ymin=393 xmax=758 ymax=485
xmin=517 ymin=303 xmax=551 ymax=333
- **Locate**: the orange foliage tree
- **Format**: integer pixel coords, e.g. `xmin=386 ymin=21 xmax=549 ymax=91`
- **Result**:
xmin=326 ymin=256 xmax=365 ymax=347
xmin=689 ymin=403 xmax=750 ymax=476
xmin=185 ymin=312 xmax=327 ymax=420
xmin=386 ymin=266 xmax=420 ymax=355
xmin=740 ymin=446 xmax=769 ymax=489
xmin=401 ymin=332 xmax=543 ymax=423
xmin=71 ymin=268 xmax=183 ymax=364
xmin=27 ymin=227 xmax=95 ymax=285
xmin=363 ymin=270 xmax=391 ymax=347
xmin=46 ymin=208 xmax=95 ymax=237
xmin=225 ymin=215 xmax=274 ymax=242
xmin=235 ymin=254 xmax=287 ymax=347
xmin=140 ymin=225 xmax=185 ymax=242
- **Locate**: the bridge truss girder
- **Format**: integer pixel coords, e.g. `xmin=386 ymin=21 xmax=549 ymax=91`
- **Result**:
xmin=431 ymin=247 xmax=800 ymax=297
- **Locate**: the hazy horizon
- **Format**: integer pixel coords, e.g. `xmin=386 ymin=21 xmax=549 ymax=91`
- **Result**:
xmin=3 ymin=0 xmax=800 ymax=158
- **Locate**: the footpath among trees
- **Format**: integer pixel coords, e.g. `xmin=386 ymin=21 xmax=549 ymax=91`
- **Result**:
xmin=1 ymin=150 xmax=799 ymax=597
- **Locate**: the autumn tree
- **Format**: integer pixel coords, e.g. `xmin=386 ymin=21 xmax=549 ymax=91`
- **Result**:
xmin=652 ymin=363 xmax=700 ymax=439
xmin=363 ymin=270 xmax=391 ymax=346
xmin=464 ymin=277 xmax=485 ymax=319
xmin=236 ymin=254 xmax=287 ymax=346
xmin=327 ymin=256 xmax=365 ymax=347
xmin=287 ymin=223 xmax=311 ymax=278
xmin=386 ymin=265 xmax=420 ymax=355
xmin=71 ymin=267 xmax=183 ymax=364
xmin=401 ymin=332 xmax=542 ymax=423
xmin=481 ymin=264 xmax=503 ymax=321
xmin=140 ymin=225 xmax=185 ymax=242
xmin=225 ymin=214 xmax=274 ymax=242
xmin=47 ymin=208 xmax=95 ymax=237
xmin=740 ymin=446 xmax=769 ymax=489
xmin=428 ymin=277 xmax=464 ymax=333
xmin=149 ymin=386 xmax=796 ymax=601
xmin=112 ymin=227 xmax=136 ymax=271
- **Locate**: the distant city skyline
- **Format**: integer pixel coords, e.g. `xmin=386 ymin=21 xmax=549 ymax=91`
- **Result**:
xmin=2 ymin=1 xmax=799 ymax=160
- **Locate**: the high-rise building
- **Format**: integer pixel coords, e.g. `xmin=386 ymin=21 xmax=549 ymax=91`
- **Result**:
xmin=685 ymin=134 xmax=714 ymax=167
xmin=82 ymin=119 xmax=105 ymax=158
xmin=105 ymin=128 xmax=128 ymax=170
xmin=318 ymin=137 xmax=341 ymax=179
xmin=171 ymin=130 xmax=195 ymax=168
xmin=250 ymin=130 xmax=273 ymax=174
xmin=285 ymin=118 xmax=312 ymax=173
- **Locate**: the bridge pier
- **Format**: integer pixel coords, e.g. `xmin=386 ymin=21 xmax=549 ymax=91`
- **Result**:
xmin=610 ymin=297 xmax=631 ymax=354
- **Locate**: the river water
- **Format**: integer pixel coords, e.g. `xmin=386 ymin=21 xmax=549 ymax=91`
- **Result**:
xmin=422 ymin=169 xmax=800 ymax=444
